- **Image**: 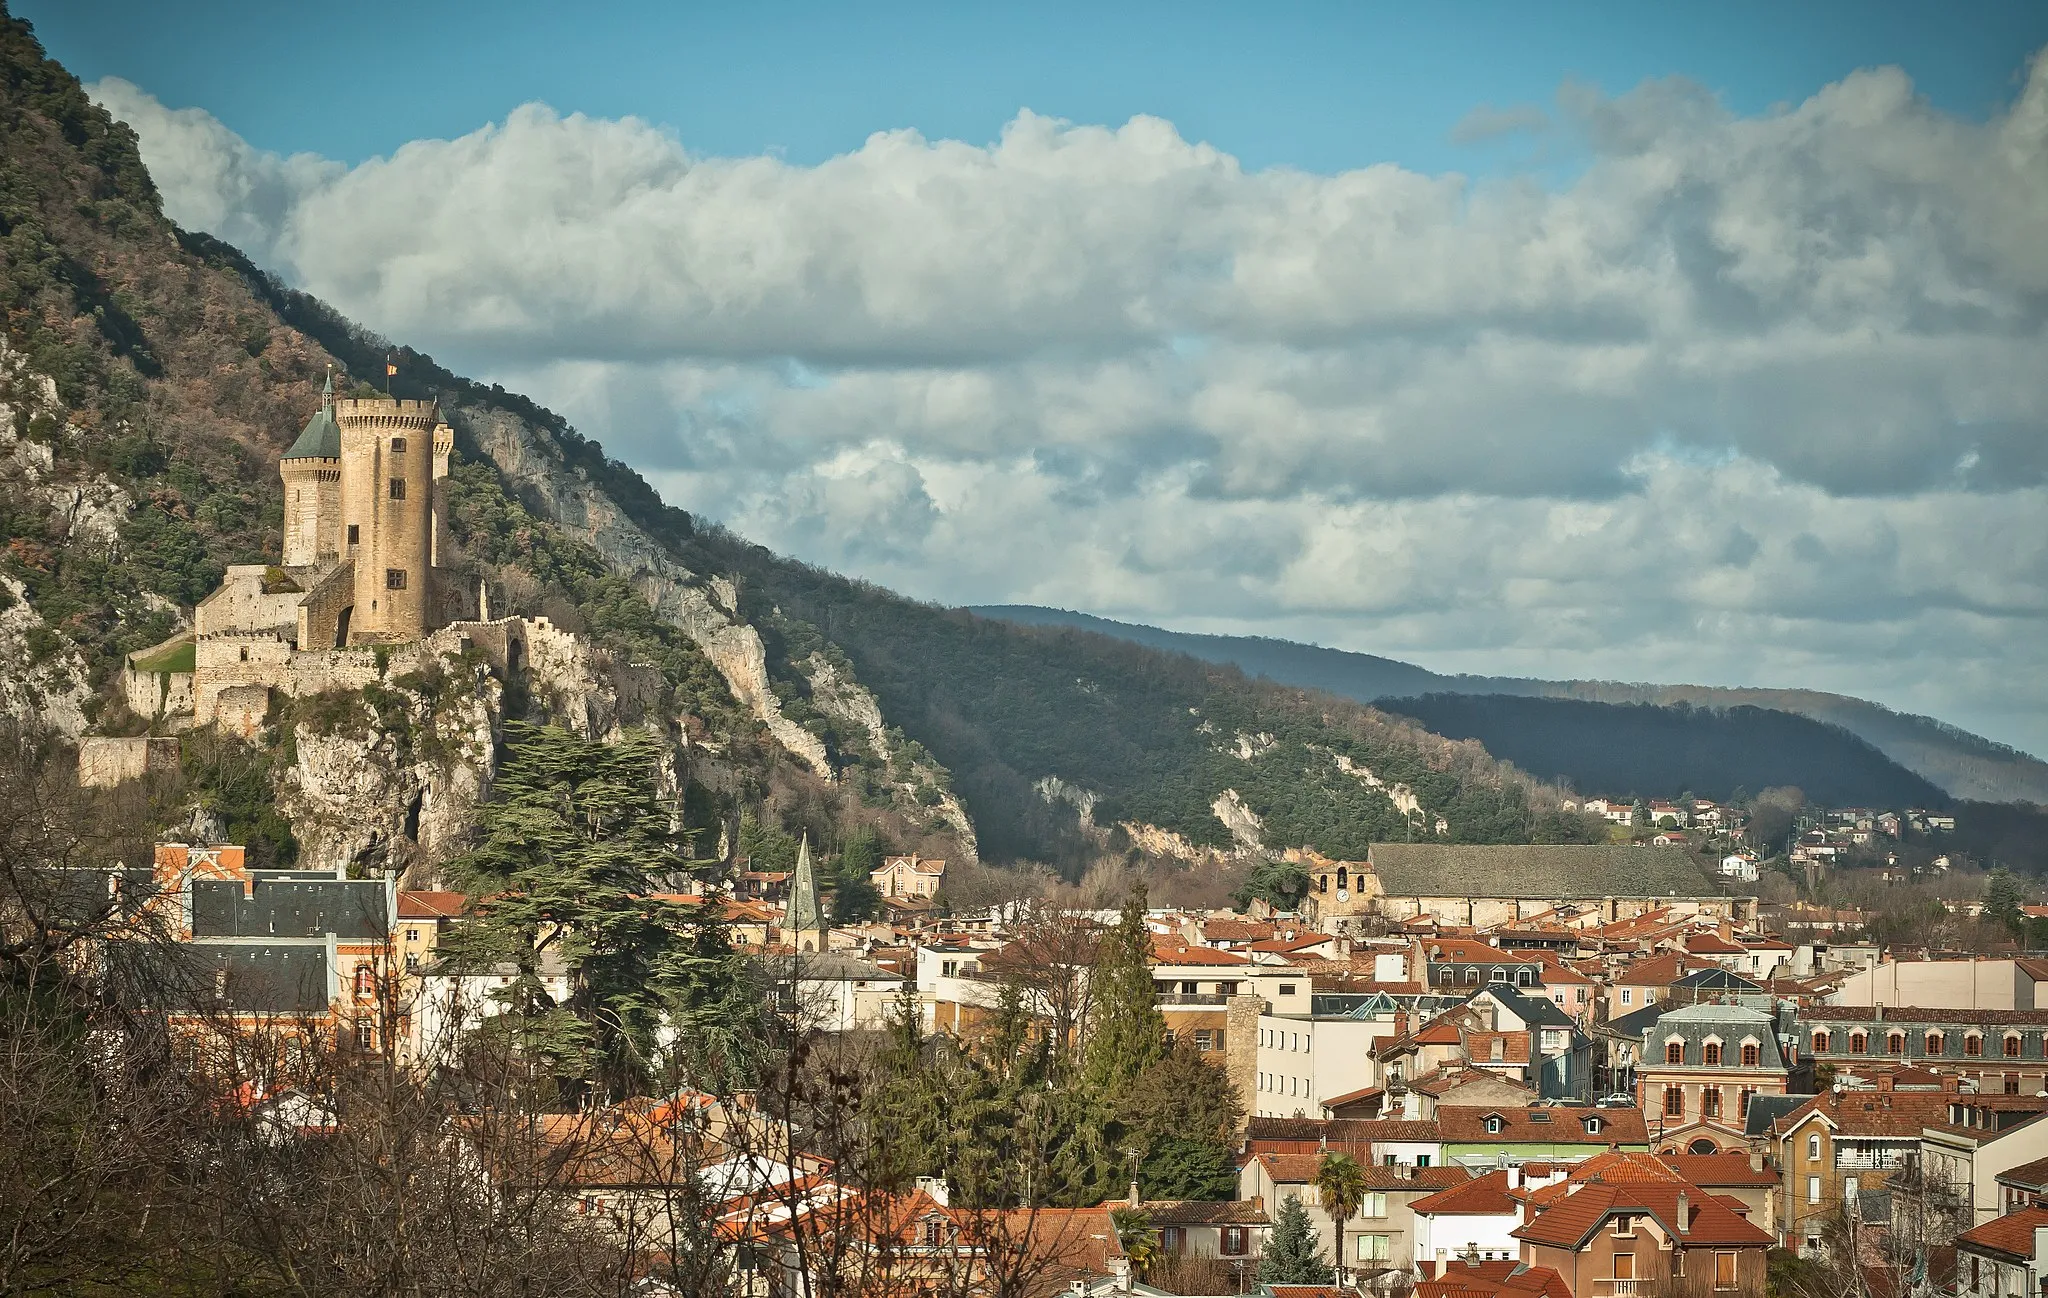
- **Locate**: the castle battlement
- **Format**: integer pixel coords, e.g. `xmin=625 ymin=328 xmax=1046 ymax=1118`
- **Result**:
xmin=333 ymin=397 xmax=443 ymax=427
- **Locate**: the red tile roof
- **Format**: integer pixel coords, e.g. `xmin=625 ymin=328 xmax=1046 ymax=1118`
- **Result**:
xmin=1247 ymin=1153 xmax=1466 ymax=1192
xmin=1769 ymin=1088 xmax=1956 ymax=1139
xmin=1435 ymin=1105 xmax=1647 ymax=1145
xmin=1514 ymin=1182 xmax=1773 ymax=1250
xmin=1417 ymin=1261 xmax=1572 ymax=1298
xmin=1151 ymin=939 xmax=1251 ymax=966
xmin=1656 ymin=1153 xmax=1779 ymax=1188
xmin=397 ymin=889 xmax=465 ymax=919
xmin=1957 ymin=1204 xmax=2048 ymax=1260
xmin=1410 ymin=1169 xmax=1522 ymax=1217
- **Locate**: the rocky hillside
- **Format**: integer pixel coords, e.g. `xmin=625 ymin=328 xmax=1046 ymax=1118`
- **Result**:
xmin=2 ymin=8 xmax=1599 ymax=877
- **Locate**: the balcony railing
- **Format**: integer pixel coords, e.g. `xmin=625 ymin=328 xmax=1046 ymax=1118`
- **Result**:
xmin=1591 ymin=1280 xmax=1642 ymax=1297
xmin=1156 ymin=993 xmax=1228 ymax=1007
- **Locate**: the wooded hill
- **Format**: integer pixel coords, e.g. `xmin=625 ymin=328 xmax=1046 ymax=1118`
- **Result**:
xmin=0 ymin=9 xmax=1590 ymax=873
xmin=978 ymin=605 xmax=2048 ymax=806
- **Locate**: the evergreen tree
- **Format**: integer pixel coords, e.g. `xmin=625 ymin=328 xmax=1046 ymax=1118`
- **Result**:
xmin=1231 ymin=859 xmax=1310 ymax=912
xmin=1257 ymin=1195 xmax=1333 ymax=1285
xmin=441 ymin=722 xmax=749 ymax=1097
xmin=1986 ymin=869 xmax=2026 ymax=932
xmin=1083 ymin=887 xmax=1167 ymax=1093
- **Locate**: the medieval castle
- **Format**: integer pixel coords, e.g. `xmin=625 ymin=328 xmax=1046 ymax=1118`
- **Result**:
xmin=116 ymin=379 xmax=569 ymax=738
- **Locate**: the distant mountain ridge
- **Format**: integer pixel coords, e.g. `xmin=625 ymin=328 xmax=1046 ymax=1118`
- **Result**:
xmin=972 ymin=606 xmax=2048 ymax=806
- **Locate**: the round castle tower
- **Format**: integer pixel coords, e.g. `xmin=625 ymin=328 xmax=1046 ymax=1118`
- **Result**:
xmin=279 ymin=373 xmax=344 ymax=567
xmin=336 ymin=396 xmax=442 ymax=643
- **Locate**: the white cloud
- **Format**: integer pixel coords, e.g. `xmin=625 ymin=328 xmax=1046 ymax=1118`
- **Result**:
xmin=90 ymin=52 xmax=2048 ymax=755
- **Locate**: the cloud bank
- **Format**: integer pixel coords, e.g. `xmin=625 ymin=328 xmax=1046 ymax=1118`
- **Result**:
xmin=91 ymin=54 xmax=2048 ymax=754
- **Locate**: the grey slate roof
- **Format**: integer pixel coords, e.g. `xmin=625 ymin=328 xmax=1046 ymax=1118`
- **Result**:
xmin=1673 ymin=968 xmax=1765 ymax=994
xmin=1367 ymin=844 xmax=1719 ymax=900
xmin=190 ymin=876 xmax=388 ymax=939
xmin=1745 ymin=1092 xmax=1807 ymax=1138
xmin=283 ymin=405 xmax=340 ymax=460
xmin=1642 ymin=1003 xmax=1790 ymax=1070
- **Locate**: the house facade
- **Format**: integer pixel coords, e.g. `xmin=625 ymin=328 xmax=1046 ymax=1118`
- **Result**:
xmin=1635 ymin=1004 xmax=1796 ymax=1155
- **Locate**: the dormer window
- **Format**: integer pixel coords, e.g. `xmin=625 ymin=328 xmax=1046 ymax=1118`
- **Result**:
xmin=1485 ymin=1115 xmax=1504 ymax=1134
xmin=1491 ymin=967 xmax=1507 ymax=983
xmin=1926 ymin=1032 xmax=1945 ymax=1056
xmin=1702 ymin=1041 xmax=1722 ymax=1066
xmin=1966 ymin=1033 xmax=1984 ymax=1057
xmin=1848 ymin=1031 xmax=1868 ymax=1054
xmin=1812 ymin=1030 xmax=1831 ymax=1052
xmin=1585 ymin=1116 xmax=1603 ymax=1135
xmin=1666 ymin=1040 xmax=1685 ymax=1065
xmin=1741 ymin=1041 xmax=1762 ymax=1067
xmin=2006 ymin=1034 xmax=2024 ymax=1059
xmin=1886 ymin=1032 xmax=1905 ymax=1056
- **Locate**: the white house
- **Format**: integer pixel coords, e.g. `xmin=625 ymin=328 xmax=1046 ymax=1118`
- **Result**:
xmin=1956 ymin=1205 xmax=2048 ymax=1298
xmin=1720 ymin=854 xmax=1761 ymax=883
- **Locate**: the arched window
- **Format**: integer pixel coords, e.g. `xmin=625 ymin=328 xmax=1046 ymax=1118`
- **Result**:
xmin=1742 ymin=1042 xmax=1762 ymax=1067
xmin=2006 ymin=1034 xmax=2024 ymax=1059
xmin=1813 ymin=1031 xmax=1831 ymax=1053
xmin=1688 ymin=1138 xmax=1720 ymax=1155
xmin=1926 ymin=1032 xmax=1945 ymax=1056
xmin=1807 ymin=1133 xmax=1821 ymax=1162
xmin=1702 ymin=1041 xmax=1722 ymax=1066
xmin=353 ymin=965 xmax=374 ymax=999
xmin=1886 ymin=1032 xmax=1906 ymax=1055
xmin=1966 ymin=1033 xmax=1984 ymax=1057
xmin=1663 ymin=1086 xmax=1684 ymax=1117
xmin=1666 ymin=1040 xmax=1685 ymax=1065
xmin=1848 ymin=1031 xmax=1868 ymax=1055
xmin=1336 ymin=866 xmax=1349 ymax=891
xmin=1317 ymin=873 xmax=1328 ymax=894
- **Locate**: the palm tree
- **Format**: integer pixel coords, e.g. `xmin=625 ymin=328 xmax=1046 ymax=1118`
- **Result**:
xmin=1315 ymin=1151 xmax=1369 ymax=1283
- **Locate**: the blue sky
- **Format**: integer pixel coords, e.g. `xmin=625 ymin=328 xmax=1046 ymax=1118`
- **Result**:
xmin=29 ymin=0 xmax=2048 ymax=175
xmin=54 ymin=3 xmax=2048 ymax=754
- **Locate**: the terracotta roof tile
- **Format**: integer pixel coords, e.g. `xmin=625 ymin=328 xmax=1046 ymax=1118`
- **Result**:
xmin=1514 ymin=1182 xmax=1772 ymax=1249
xmin=1958 ymin=1204 xmax=2048 ymax=1260
xmin=1417 ymin=1261 xmax=1573 ymax=1298
xmin=397 ymin=889 xmax=465 ymax=919
xmin=1411 ymin=1169 xmax=1522 ymax=1216
xmin=1435 ymin=1105 xmax=1646 ymax=1145
xmin=1657 ymin=1153 xmax=1779 ymax=1188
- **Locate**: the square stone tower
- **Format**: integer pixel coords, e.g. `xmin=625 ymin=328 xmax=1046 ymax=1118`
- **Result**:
xmin=335 ymin=396 xmax=446 ymax=644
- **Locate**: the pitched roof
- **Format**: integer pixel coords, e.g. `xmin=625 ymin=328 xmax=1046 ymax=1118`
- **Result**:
xmin=1410 ymin=1169 xmax=1522 ymax=1217
xmin=1248 ymin=1153 xmax=1468 ymax=1191
xmin=1133 ymin=1199 xmax=1270 ymax=1226
xmin=1657 ymin=1153 xmax=1779 ymax=1188
xmin=1243 ymin=1117 xmax=1445 ymax=1151
xmin=1513 ymin=1182 xmax=1773 ymax=1250
xmin=1416 ymin=1261 xmax=1572 ymax=1298
xmin=1369 ymin=844 xmax=1717 ymax=901
xmin=397 ymin=889 xmax=465 ymax=919
xmin=1770 ymin=1088 xmax=1959 ymax=1139
xmin=1997 ymin=1155 xmax=2048 ymax=1192
xmin=1436 ymin=1105 xmax=1646 ymax=1145
xmin=1804 ymin=1006 xmax=2048 ymax=1026
xmin=282 ymin=397 xmax=340 ymax=460
xmin=1957 ymin=1204 xmax=2048 ymax=1260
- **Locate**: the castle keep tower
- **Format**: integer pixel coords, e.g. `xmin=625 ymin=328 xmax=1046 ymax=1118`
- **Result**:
xmin=279 ymin=373 xmax=343 ymax=566
xmin=337 ymin=396 xmax=443 ymax=643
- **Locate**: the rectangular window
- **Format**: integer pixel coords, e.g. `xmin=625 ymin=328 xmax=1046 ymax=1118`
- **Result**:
xmin=1716 ymin=1252 xmax=1739 ymax=1289
xmin=1194 ymin=1030 xmax=1212 ymax=1050
xmin=1358 ymin=1235 xmax=1390 ymax=1262
xmin=1221 ymin=1226 xmax=1245 ymax=1256
xmin=391 ymin=437 xmax=407 ymax=452
xmin=346 ymin=523 xmax=360 ymax=545
xmin=1214 ymin=1030 xmax=1225 ymax=1052
xmin=354 ymin=1019 xmax=373 ymax=1049
xmin=1416 ymin=1155 xmax=1430 ymax=1167
xmin=1664 ymin=1086 xmax=1685 ymax=1116
xmin=385 ymin=568 xmax=407 ymax=590
xmin=389 ymin=477 xmax=406 ymax=500
xmin=1621 ymin=988 xmax=1633 ymax=1004
xmin=1362 ymin=1192 xmax=1387 ymax=1219
xmin=1280 ymin=984 xmax=1298 ymax=996
xmin=1613 ymin=1253 xmax=1635 ymax=1281
xmin=1808 ymin=1176 xmax=1821 ymax=1204
xmin=406 ymin=927 xmax=420 ymax=943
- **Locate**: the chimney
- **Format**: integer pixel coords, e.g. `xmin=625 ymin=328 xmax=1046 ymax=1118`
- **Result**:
xmin=1677 ymin=1192 xmax=1690 ymax=1232
xmin=917 ymin=1175 xmax=950 ymax=1207
xmin=1749 ymin=1149 xmax=1764 ymax=1173
xmin=1129 ymin=1180 xmax=1142 ymax=1209
xmin=1506 ymin=1166 xmax=1522 ymax=1190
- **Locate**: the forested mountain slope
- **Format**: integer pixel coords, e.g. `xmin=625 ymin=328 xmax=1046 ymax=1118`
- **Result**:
xmin=978 ymin=605 xmax=2048 ymax=805
xmin=2 ymin=10 xmax=1584 ymax=873
xmin=1378 ymin=694 xmax=1947 ymax=809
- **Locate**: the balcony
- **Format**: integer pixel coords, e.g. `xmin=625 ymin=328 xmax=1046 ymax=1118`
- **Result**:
xmin=1156 ymin=993 xmax=1228 ymax=1007
xmin=1591 ymin=1280 xmax=1643 ymax=1297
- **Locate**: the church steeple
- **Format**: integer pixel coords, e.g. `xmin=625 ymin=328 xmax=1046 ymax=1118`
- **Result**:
xmin=787 ymin=832 xmax=825 ymax=953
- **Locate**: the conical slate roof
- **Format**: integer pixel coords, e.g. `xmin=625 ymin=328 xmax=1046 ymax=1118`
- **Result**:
xmin=284 ymin=372 xmax=340 ymax=460
xmin=787 ymin=833 xmax=823 ymax=933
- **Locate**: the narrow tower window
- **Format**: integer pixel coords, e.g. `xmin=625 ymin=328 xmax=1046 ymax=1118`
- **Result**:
xmin=347 ymin=524 xmax=360 ymax=545
xmin=390 ymin=437 xmax=407 ymax=452
xmin=389 ymin=478 xmax=406 ymax=500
